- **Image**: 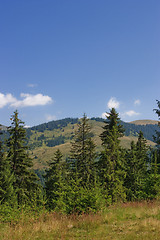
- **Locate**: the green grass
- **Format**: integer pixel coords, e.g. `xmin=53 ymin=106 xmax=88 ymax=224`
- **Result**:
xmin=1 ymin=201 xmax=160 ymax=240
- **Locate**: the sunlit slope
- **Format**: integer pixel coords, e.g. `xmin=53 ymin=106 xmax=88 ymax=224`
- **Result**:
xmin=130 ymin=120 xmax=158 ymax=125
xmin=28 ymin=118 xmax=157 ymax=169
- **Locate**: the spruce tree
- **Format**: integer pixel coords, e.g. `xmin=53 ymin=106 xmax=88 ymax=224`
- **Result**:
xmin=65 ymin=114 xmax=103 ymax=213
xmin=7 ymin=110 xmax=41 ymax=206
xmin=98 ymin=108 xmax=126 ymax=203
xmin=0 ymin=126 xmax=16 ymax=205
xmin=145 ymin=100 xmax=160 ymax=199
xmin=69 ymin=114 xmax=96 ymax=187
xmin=125 ymin=133 xmax=148 ymax=201
xmin=44 ymin=149 xmax=67 ymax=211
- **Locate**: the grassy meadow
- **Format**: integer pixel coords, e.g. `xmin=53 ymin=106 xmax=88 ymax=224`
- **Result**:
xmin=1 ymin=200 xmax=160 ymax=240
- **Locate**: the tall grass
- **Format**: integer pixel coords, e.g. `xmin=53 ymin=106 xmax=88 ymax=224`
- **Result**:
xmin=1 ymin=200 xmax=160 ymax=240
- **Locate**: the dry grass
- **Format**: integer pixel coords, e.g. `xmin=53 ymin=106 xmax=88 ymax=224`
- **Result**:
xmin=1 ymin=200 xmax=160 ymax=240
xmin=129 ymin=120 xmax=158 ymax=125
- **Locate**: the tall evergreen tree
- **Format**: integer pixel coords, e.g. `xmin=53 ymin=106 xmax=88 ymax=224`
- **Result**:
xmin=0 ymin=126 xmax=16 ymax=205
xmin=98 ymin=108 xmax=126 ymax=203
xmin=125 ymin=132 xmax=148 ymax=201
xmin=69 ymin=114 xmax=96 ymax=187
xmin=144 ymin=100 xmax=160 ymax=199
xmin=7 ymin=110 xmax=41 ymax=206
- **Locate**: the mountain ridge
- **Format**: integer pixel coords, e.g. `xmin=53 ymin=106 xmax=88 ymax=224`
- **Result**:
xmin=129 ymin=119 xmax=159 ymax=125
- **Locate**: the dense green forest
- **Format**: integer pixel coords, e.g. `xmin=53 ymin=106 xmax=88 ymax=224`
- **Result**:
xmin=0 ymin=101 xmax=160 ymax=216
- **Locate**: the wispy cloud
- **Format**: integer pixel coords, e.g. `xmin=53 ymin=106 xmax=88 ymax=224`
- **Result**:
xmin=0 ymin=92 xmax=53 ymax=108
xmin=124 ymin=110 xmax=140 ymax=117
xmin=0 ymin=93 xmax=17 ymax=108
xmin=27 ymin=83 xmax=37 ymax=88
xmin=46 ymin=114 xmax=57 ymax=121
xmin=134 ymin=99 xmax=141 ymax=105
xmin=101 ymin=112 xmax=109 ymax=119
xmin=11 ymin=93 xmax=53 ymax=107
xmin=107 ymin=97 xmax=120 ymax=109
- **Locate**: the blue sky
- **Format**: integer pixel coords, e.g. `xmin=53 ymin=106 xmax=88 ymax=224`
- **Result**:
xmin=0 ymin=0 xmax=159 ymax=127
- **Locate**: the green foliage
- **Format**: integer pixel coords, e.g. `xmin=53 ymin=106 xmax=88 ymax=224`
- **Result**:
xmin=69 ymin=114 xmax=97 ymax=187
xmin=31 ymin=118 xmax=79 ymax=132
xmin=144 ymin=173 xmax=160 ymax=199
xmin=0 ymin=127 xmax=16 ymax=206
xmin=56 ymin=176 xmax=105 ymax=214
xmin=45 ymin=135 xmax=65 ymax=147
xmin=1 ymin=106 xmax=160 ymax=217
xmin=44 ymin=149 xmax=67 ymax=210
xmin=125 ymin=133 xmax=149 ymax=201
xmin=7 ymin=110 xmax=42 ymax=207
xmin=98 ymin=108 xmax=126 ymax=203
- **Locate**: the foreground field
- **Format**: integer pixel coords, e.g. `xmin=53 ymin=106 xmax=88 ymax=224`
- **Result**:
xmin=1 ymin=201 xmax=160 ymax=240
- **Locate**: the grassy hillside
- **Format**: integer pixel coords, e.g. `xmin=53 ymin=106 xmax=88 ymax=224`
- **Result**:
xmin=28 ymin=118 xmax=157 ymax=169
xmin=130 ymin=120 xmax=159 ymax=125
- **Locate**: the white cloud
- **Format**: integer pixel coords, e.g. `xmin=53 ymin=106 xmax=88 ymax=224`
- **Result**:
xmin=107 ymin=97 xmax=120 ymax=109
xmin=124 ymin=110 xmax=140 ymax=117
xmin=101 ymin=112 xmax=109 ymax=119
xmin=10 ymin=93 xmax=53 ymax=107
xmin=27 ymin=83 xmax=37 ymax=88
xmin=0 ymin=93 xmax=17 ymax=108
xmin=134 ymin=99 xmax=141 ymax=105
xmin=46 ymin=114 xmax=57 ymax=121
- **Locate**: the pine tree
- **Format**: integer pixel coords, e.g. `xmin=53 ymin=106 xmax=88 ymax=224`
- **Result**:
xmin=7 ymin=110 xmax=41 ymax=206
xmin=98 ymin=108 xmax=126 ymax=203
xmin=44 ymin=149 xmax=67 ymax=211
xmin=69 ymin=114 xmax=97 ymax=187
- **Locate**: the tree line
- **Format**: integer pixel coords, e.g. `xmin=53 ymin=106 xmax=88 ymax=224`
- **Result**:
xmin=0 ymin=101 xmax=160 ymax=214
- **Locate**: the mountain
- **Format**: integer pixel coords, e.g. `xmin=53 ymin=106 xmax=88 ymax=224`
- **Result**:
xmin=23 ymin=117 xmax=159 ymax=169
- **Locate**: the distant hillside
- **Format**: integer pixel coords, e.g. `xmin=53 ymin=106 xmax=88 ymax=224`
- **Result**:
xmin=23 ymin=117 xmax=159 ymax=169
xmin=130 ymin=120 xmax=159 ymax=125
xmin=27 ymin=117 xmax=159 ymax=151
xmin=91 ymin=117 xmax=159 ymax=141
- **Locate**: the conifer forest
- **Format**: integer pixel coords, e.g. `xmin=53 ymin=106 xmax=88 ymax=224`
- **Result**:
xmin=0 ymin=101 xmax=160 ymax=216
